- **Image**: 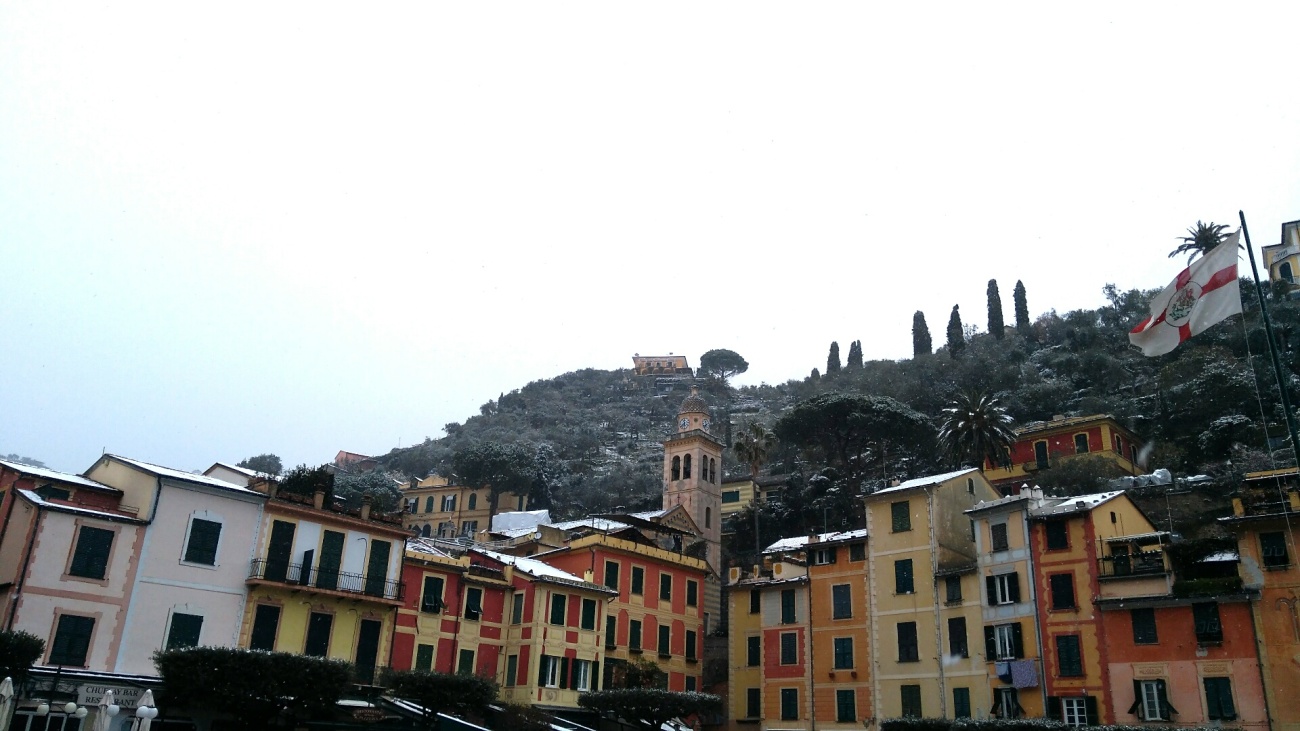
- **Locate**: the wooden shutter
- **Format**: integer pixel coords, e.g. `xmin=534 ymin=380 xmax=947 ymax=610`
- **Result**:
xmin=559 ymin=657 xmax=570 ymax=689
xmin=1156 ymin=679 xmax=1176 ymax=719
xmin=984 ymin=625 xmax=996 ymax=659
xmin=986 ymin=576 xmax=997 ymax=606
xmin=1127 ymin=679 xmax=1143 ymax=716
xmin=166 ymin=613 xmax=203 ymax=649
xmin=591 ymin=661 xmax=599 ymax=690
xmin=1008 ymin=572 xmax=1021 ymax=603
xmin=1011 ymin=622 xmax=1024 ymax=658
xmin=1085 ymin=696 xmax=1100 ymax=725
xmin=184 ymin=519 xmax=221 ymax=565
xmin=70 ymin=526 xmax=114 ymax=579
xmin=1046 ymin=696 xmax=1062 ymax=721
xmin=365 ymin=539 xmax=391 ymax=597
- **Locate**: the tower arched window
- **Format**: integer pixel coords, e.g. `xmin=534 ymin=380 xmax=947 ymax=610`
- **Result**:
xmin=672 ymin=456 xmax=681 ymax=481
xmin=705 ymin=506 xmax=711 ymax=528
xmin=1283 ymin=262 xmax=1295 ymax=283
xmin=468 ymin=493 xmax=477 ymax=510
xmin=709 ymin=458 xmax=717 ymax=483
xmin=683 ymin=454 xmax=692 ymax=479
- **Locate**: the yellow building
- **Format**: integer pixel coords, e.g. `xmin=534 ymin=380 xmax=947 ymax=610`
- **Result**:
xmin=720 ymin=476 xmax=785 ymax=524
xmin=240 ymin=480 xmax=411 ymax=683
xmin=1261 ymin=219 xmax=1300 ymax=287
xmin=727 ymin=565 xmax=767 ymax=728
xmin=1221 ymin=469 xmax=1300 ymax=731
xmin=402 ymin=474 xmax=526 ymax=540
xmin=981 ymin=415 xmax=1143 ymax=492
xmin=864 ymin=468 xmax=1000 ymax=724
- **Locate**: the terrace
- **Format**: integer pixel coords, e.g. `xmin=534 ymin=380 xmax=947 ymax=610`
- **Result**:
xmin=247 ymin=558 xmax=405 ymax=604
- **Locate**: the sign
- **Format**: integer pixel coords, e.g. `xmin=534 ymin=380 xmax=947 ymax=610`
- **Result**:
xmin=77 ymin=685 xmax=145 ymax=709
xmin=351 ymin=708 xmax=386 ymax=723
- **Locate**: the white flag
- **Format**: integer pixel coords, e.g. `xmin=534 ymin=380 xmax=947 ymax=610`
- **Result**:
xmin=1129 ymin=231 xmax=1242 ymax=357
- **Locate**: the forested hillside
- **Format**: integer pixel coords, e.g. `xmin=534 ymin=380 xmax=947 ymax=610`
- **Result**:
xmin=374 ymin=274 xmax=1300 ymax=544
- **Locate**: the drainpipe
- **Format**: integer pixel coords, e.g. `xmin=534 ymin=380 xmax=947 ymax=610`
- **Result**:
xmin=805 ymin=575 xmax=817 ymax=731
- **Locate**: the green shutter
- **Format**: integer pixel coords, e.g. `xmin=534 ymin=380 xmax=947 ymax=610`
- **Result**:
xmin=166 ymin=613 xmax=203 ymax=649
xmin=70 ymin=526 xmax=114 ymax=579
xmin=184 ymin=519 xmax=221 ymax=565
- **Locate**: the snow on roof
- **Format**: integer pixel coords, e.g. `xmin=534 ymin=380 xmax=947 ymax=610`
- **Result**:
xmin=493 ymin=526 xmax=541 ymax=539
xmin=474 ymin=548 xmax=615 ymax=594
xmin=549 ymin=517 xmax=632 ymax=533
xmin=763 ymin=528 xmax=868 ymax=554
xmin=1031 ymin=491 xmax=1124 ymax=517
xmin=108 ymin=455 xmax=261 ymax=494
xmin=1203 ymin=551 xmax=1239 ymax=562
xmin=0 ymin=459 xmax=118 ymax=491
xmin=491 ymin=510 xmax=551 ymax=533
xmin=406 ymin=537 xmax=456 ymax=559
xmin=629 ymin=509 xmax=668 ymax=520
xmin=18 ymin=489 xmax=145 ymax=523
xmin=870 ymin=468 xmax=981 ymax=497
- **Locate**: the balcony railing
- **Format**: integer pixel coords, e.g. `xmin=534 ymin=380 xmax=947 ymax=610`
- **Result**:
xmin=1098 ymin=551 xmax=1167 ymax=578
xmin=248 ymin=558 xmax=405 ymax=601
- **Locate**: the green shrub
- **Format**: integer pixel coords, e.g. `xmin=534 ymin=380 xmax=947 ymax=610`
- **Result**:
xmin=0 ymin=629 xmax=45 ymax=684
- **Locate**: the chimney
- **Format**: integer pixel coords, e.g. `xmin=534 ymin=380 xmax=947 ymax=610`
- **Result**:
xmin=1019 ymin=483 xmax=1032 ymax=498
xmin=313 ymin=490 xmax=326 ymax=510
xmin=1032 ymin=487 xmax=1045 ymax=505
xmin=360 ymin=495 xmax=373 ymax=520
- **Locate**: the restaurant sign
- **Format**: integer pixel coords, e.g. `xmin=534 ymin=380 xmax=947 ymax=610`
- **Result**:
xmin=77 ymin=685 xmax=145 ymax=709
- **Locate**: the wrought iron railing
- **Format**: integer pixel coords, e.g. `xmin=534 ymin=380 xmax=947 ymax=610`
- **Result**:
xmin=1098 ymin=550 xmax=1167 ymax=578
xmin=248 ymin=558 xmax=405 ymax=601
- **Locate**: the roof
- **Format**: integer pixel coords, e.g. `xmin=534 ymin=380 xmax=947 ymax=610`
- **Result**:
xmin=549 ymin=517 xmax=634 ymax=533
xmin=406 ymin=537 xmax=458 ymax=560
xmin=966 ymin=492 xmax=1033 ymax=515
xmin=1013 ymin=414 xmax=1124 ymax=436
xmin=474 ymin=548 xmax=617 ymax=595
xmin=763 ymin=528 xmax=868 ymax=554
xmin=869 ymin=468 xmax=981 ymax=497
xmin=106 ymin=455 xmax=262 ymax=495
xmin=1029 ymin=491 xmax=1125 ymax=518
xmin=18 ymin=489 xmax=146 ymax=524
xmin=0 ymin=459 xmax=118 ymax=492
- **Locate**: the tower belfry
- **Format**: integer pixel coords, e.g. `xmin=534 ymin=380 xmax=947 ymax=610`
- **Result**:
xmin=662 ymin=386 xmax=723 ymax=577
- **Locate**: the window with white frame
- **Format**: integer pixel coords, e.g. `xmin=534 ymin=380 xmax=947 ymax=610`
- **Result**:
xmin=1131 ymin=679 xmax=1174 ymax=721
xmin=812 ymin=548 xmax=834 ymax=565
xmin=1062 ymin=698 xmax=1088 ymax=727
xmin=994 ymin=688 xmax=1022 ymax=718
xmin=573 ymin=659 xmax=593 ymax=691
xmin=440 ymin=494 xmax=456 ymax=512
xmin=988 ymin=572 xmax=1020 ymax=605
xmin=540 ymin=655 xmax=560 ymax=687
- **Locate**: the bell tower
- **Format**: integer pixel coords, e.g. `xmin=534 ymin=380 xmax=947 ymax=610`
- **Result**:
xmin=663 ymin=386 xmax=723 ymax=575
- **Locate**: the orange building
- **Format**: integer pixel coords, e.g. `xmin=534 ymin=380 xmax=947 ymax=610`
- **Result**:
xmin=983 ymin=415 xmax=1143 ymax=492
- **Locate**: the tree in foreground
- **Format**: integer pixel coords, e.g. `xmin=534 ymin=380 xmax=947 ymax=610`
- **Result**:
xmin=987 ymin=279 xmax=1005 ymax=339
xmin=0 ymin=629 xmax=44 ymax=686
xmin=237 ymin=453 xmax=283 ymax=475
xmin=937 ymin=392 xmax=1015 ymax=469
xmin=382 ymin=669 xmax=499 ymax=730
xmin=698 ymin=349 xmax=749 ymax=385
xmin=912 ymin=311 xmax=932 ymax=356
xmin=946 ymin=305 xmax=966 ymax=357
xmin=732 ymin=422 xmax=778 ymax=553
xmin=1013 ymin=280 xmax=1030 ymax=334
xmin=579 ymin=688 xmax=721 ymax=731
xmin=826 ymin=341 xmax=841 ymax=373
xmin=1168 ymin=220 xmax=1232 ymax=263
xmin=154 ymin=647 xmax=351 ymax=731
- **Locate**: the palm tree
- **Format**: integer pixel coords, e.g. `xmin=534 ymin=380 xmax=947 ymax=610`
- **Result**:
xmin=938 ymin=392 xmax=1015 ymax=470
xmin=1168 ymin=221 xmax=1232 ymax=263
xmin=733 ymin=422 xmax=777 ymax=553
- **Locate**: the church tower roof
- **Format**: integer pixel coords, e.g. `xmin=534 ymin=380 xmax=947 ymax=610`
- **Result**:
xmin=678 ymin=386 xmax=710 ymax=418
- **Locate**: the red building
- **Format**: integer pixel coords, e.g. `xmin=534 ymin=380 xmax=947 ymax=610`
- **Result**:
xmin=984 ymin=415 xmax=1143 ymax=493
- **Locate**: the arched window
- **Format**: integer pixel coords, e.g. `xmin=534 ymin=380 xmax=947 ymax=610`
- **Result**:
xmin=683 ymin=454 xmax=692 ymax=479
xmin=705 ymin=507 xmax=711 ymax=528
xmin=1283 ymin=262 xmax=1294 ymax=283
xmin=709 ymin=458 xmax=717 ymax=483
xmin=424 ymin=496 xmax=434 ymax=513
xmin=468 ymin=493 xmax=477 ymax=510
xmin=672 ymin=456 xmax=681 ymax=481
xmin=421 ymin=524 xmax=431 ymax=538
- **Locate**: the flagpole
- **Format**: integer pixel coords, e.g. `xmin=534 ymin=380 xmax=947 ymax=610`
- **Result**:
xmin=1239 ymin=210 xmax=1300 ymax=469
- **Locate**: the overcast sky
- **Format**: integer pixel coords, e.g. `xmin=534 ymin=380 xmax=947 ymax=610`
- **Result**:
xmin=3 ymin=3 xmax=1299 ymax=475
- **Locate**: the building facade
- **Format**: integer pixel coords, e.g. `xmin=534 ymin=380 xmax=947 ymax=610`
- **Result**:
xmin=982 ymin=415 xmax=1143 ymax=491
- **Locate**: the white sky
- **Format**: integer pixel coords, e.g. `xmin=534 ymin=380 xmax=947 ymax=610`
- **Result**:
xmin=3 ymin=3 xmax=1299 ymax=474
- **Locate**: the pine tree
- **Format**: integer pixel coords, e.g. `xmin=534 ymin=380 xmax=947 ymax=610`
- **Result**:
xmin=827 ymin=342 xmax=841 ymax=373
xmin=846 ymin=340 xmax=863 ymax=370
xmin=1014 ymin=280 xmax=1030 ymax=334
xmin=946 ymin=305 xmax=965 ymax=357
xmin=986 ymin=279 xmax=1005 ymax=339
xmin=810 ymin=368 xmax=821 ymax=380
xmin=912 ymin=311 xmax=932 ymax=356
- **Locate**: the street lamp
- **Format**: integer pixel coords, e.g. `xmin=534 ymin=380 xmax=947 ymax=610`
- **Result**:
xmin=33 ymin=700 xmax=89 ymax=718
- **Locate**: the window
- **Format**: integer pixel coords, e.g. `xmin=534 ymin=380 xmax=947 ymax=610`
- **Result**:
xmin=832 ymin=584 xmax=852 ymax=619
xmin=540 ymin=655 xmax=560 ymax=687
xmin=415 ymin=644 xmax=434 ymax=671
xmin=1131 ymin=679 xmax=1175 ymax=721
xmin=749 ymin=588 xmax=761 ymax=614
xmin=686 ymin=630 xmax=697 ymax=661
xmin=69 ymin=525 xmax=114 ymax=579
xmin=833 ymin=637 xmax=853 ymax=669
xmin=632 ymin=566 xmax=645 ymax=595
xmin=304 ymin=612 xmax=333 ymax=656
xmin=953 ymin=687 xmax=971 ymax=718
xmin=1034 ymin=441 xmax=1049 ymax=469
xmin=780 ymin=688 xmax=799 ymax=720
xmin=836 ymin=689 xmax=856 ymax=723
xmin=747 ymin=636 xmax=760 ymax=666
xmin=970 ymin=519 xmax=976 ymax=541
xmin=660 ymin=573 xmax=672 ymax=601
xmin=705 ymin=507 xmax=711 ymax=528
xmin=1045 ymin=521 xmax=1069 ymax=550
xmin=1074 ymin=433 xmax=1089 ymax=453
xmin=1261 ymin=531 xmax=1291 ymax=568
xmin=986 ymin=622 xmax=1023 ymax=660
xmin=440 ymin=494 xmax=455 ymax=512
xmin=723 ymin=490 xmax=740 ymax=503
xmin=457 ymin=649 xmax=474 ymax=675
xmin=746 ymin=688 xmax=761 ymax=718
xmin=166 ymin=613 xmax=203 ymax=650
xmin=671 ymin=456 xmax=680 ymax=480
xmin=421 ymin=576 xmax=445 ymax=613
xmin=948 ymin=617 xmax=968 ymax=658
xmin=605 ymin=615 xmax=617 ymax=649
xmin=687 ymin=580 xmax=698 ymax=607
xmin=900 ymin=685 xmax=922 ymax=718
xmin=891 ymin=501 xmax=911 ymax=532
xmin=945 ymin=575 xmax=962 ymax=603
xmin=1193 ymin=602 xmax=1223 ymax=644
xmin=1061 ymin=697 xmax=1088 ymax=726
xmin=629 ymin=620 xmax=642 ymax=651
xmin=780 ymin=632 xmax=797 ymax=664
xmin=895 ymin=559 xmax=914 ymax=594
xmin=994 ymin=688 xmax=1023 ymax=718
xmin=464 ymin=587 xmax=482 ymax=621
xmin=183 ymin=518 xmax=221 ymax=565
xmin=505 ymin=654 xmax=518 ymax=686
xmin=897 ymin=622 xmax=918 ymax=662
xmin=812 ymin=547 xmax=835 ymax=565
xmin=1204 ymin=677 xmax=1236 ymax=720
xmin=249 ymin=604 xmax=280 ymax=651
xmin=1126 ymin=607 xmax=1157 ymax=643
xmin=1050 ymin=573 xmax=1076 ymax=610
xmin=549 ymin=594 xmax=567 ymax=625
xmin=49 ymin=614 xmax=94 ymax=666
xmin=987 ymin=572 xmax=1020 ymax=605
xmin=573 ymin=659 xmax=593 ymax=691
xmin=1056 ymin=635 xmax=1083 ymax=676
xmin=511 ymin=592 xmax=524 ymax=624
xmin=780 ymin=589 xmax=796 ymax=624
xmin=967 ymin=477 xmax=975 ymax=494
xmin=467 ymin=493 xmax=477 ymax=510
xmin=850 ymin=542 xmax=866 ymax=561
xmin=424 ymin=496 xmax=434 ymax=513
xmin=460 ymin=520 xmax=477 ymax=536
xmin=658 ymin=625 xmax=671 ymax=657
xmin=581 ymin=598 xmax=597 ymax=630
xmin=604 ymin=561 xmax=619 ymax=591
xmin=991 ymin=522 xmax=1009 ymax=552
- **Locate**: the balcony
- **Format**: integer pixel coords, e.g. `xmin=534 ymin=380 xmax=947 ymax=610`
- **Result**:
xmin=248 ymin=558 xmax=405 ymax=603
xmin=1099 ymin=550 xmax=1168 ymax=578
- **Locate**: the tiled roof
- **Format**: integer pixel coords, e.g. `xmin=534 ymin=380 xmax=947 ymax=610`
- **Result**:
xmin=869 ymin=468 xmax=981 ymax=497
xmin=0 ymin=460 xmax=117 ymax=491
xmin=763 ymin=528 xmax=868 ymax=554
xmin=108 ymin=455 xmax=261 ymax=494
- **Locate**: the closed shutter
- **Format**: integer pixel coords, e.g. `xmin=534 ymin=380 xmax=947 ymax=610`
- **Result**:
xmin=166 ymin=613 xmax=203 ymax=649
xmin=1085 ymin=696 xmax=1100 ymax=725
xmin=250 ymin=605 xmax=280 ymax=651
xmin=70 ymin=526 xmax=114 ymax=579
xmin=591 ymin=661 xmax=599 ymax=690
xmin=365 ymin=539 xmax=391 ymax=597
xmin=559 ymin=657 xmax=570 ymax=689
xmin=1046 ymin=696 xmax=1062 ymax=721
xmin=986 ymin=576 xmax=997 ymax=606
xmin=984 ymin=625 xmax=996 ymax=659
xmin=1008 ymin=572 xmax=1021 ymax=602
xmin=184 ymin=519 xmax=221 ymax=565
xmin=538 ymin=655 xmax=548 ymax=686
xmin=1011 ymin=622 xmax=1024 ymax=659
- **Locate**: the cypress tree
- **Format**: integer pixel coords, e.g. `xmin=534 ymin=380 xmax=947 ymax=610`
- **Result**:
xmin=912 ymin=311 xmax=932 ymax=356
xmin=810 ymin=367 xmax=821 ymax=380
xmin=1014 ymin=280 xmax=1030 ymax=334
xmin=826 ymin=342 xmax=841 ymax=373
xmin=946 ymin=305 xmax=965 ymax=357
xmin=987 ymin=279 xmax=1005 ymax=339
xmin=846 ymin=340 xmax=863 ymax=370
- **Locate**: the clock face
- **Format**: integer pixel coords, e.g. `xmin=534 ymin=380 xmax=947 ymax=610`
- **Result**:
xmin=702 ymin=418 xmax=710 ymax=430
xmin=680 ymin=418 xmax=690 ymax=429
